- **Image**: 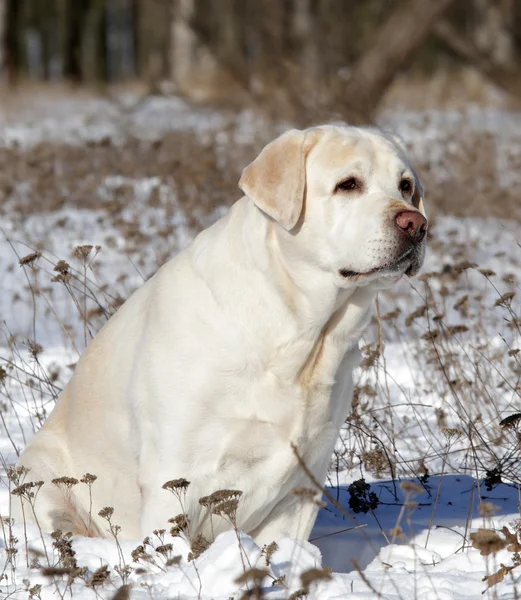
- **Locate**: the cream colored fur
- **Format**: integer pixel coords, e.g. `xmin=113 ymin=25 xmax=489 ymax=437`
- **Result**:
xmin=13 ymin=124 xmax=427 ymax=544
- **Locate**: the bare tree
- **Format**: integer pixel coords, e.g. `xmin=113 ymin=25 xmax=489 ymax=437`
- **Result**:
xmin=136 ymin=0 xmax=170 ymax=91
xmin=63 ymin=0 xmax=85 ymax=82
xmin=4 ymin=0 xmax=24 ymax=84
xmin=435 ymin=19 xmax=521 ymax=99
xmin=343 ymin=0 xmax=457 ymax=122
xmin=170 ymin=0 xmax=197 ymax=92
xmin=0 ymin=0 xmax=6 ymax=81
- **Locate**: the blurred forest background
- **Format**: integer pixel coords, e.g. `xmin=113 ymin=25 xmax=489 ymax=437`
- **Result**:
xmin=1 ymin=1 xmax=521 ymax=226
xmin=1 ymin=0 xmax=521 ymax=122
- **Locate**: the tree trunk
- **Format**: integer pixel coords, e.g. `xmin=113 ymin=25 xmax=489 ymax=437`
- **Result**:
xmin=343 ymin=0 xmax=456 ymax=122
xmin=434 ymin=19 xmax=521 ymax=99
xmin=106 ymin=0 xmax=135 ymax=81
xmin=81 ymin=0 xmax=107 ymax=82
xmin=170 ymin=0 xmax=196 ymax=91
xmin=0 ymin=0 xmax=6 ymax=81
xmin=4 ymin=0 xmax=25 ymax=84
xmin=64 ymin=0 xmax=85 ymax=81
xmin=473 ymin=0 xmax=514 ymax=68
xmin=137 ymin=0 xmax=170 ymax=92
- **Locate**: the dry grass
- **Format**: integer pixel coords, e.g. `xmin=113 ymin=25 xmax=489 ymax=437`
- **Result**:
xmin=3 ymin=200 xmax=520 ymax=598
xmin=1 ymin=80 xmax=521 ymax=228
xmin=1 ymin=87 xmax=521 ymax=597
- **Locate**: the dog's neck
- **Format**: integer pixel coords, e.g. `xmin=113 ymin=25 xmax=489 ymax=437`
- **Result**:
xmin=237 ymin=199 xmax=376 ymax=375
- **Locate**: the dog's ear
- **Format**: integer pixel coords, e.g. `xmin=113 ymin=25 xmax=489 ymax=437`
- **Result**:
xmin=412 ymin=174 xmax=427 ymax=218
xmin=239 ymin=129 xmax=309 ymax=231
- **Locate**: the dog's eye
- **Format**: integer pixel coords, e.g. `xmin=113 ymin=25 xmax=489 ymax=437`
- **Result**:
xmin=336 ymin=177 xmax=360 ymax=192
xmin=399 ymin=179 xmax=413 ymax=196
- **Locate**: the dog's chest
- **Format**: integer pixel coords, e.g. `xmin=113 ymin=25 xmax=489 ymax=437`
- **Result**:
xmin=264 ymin=318 xmax=358 ymax=435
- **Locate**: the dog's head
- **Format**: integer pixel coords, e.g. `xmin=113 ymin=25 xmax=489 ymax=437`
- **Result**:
xmin=239 ymin=125 xmax=427 ymax=289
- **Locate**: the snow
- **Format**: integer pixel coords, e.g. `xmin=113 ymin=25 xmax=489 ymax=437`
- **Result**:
xmin=1 ymin=93 xmax=521 ymax=598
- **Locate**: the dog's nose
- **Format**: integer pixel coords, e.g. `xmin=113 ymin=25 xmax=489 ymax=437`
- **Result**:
xmin=395 ymin=210 xmax=427 ymax=242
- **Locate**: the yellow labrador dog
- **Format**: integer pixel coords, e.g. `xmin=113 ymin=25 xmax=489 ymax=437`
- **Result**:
xmin=13 ymin=124 xmax=427 ymax=545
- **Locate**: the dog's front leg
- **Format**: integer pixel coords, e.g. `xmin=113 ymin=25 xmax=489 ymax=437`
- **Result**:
xmin=249 ymin=491 xmax=322 ymax=547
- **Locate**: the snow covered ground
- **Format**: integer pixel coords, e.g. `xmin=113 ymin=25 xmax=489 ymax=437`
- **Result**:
xmin=1 ymin=92 xmax=521 ymax=598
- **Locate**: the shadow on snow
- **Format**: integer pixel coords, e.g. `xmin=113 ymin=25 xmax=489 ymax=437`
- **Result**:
xmin=311 ymin=474 xmax=520 ymax=573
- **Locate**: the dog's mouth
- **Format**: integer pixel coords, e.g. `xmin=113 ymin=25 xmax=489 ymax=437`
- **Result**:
xmin=339 ymin=246 xmax=421 ymax=281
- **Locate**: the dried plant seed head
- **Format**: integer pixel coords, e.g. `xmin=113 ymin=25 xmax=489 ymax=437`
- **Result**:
xmin=98 ymin=506 xmax=115 ymax=520
xmin=453 ymin=261 xmax=477 ymax=272
xmin=262 ymin=541 xmax=278 ymax=566
xmin=211 ymin=498 xmax=240 ymax=519
xmin=112 ymin=584 xmax=131 ymax=600
xmin=453 ymin=294 xmax=469 ymax=314
xmin=155 ymin=543 xmax=173 ymax=556
xmin=287 ymin=589 xmax=307 ymax=600
xmin=500 ymin=413 xmax=521 ymax=430
xmin=442 ymin=428 xmax=462 ymax=442
xmin=40 ymin=567 xmax=74 ymax=577
xmin=87 ymin=565 xmax=110 ymax=587
xmin=73 ymin=245 xmax=93 ymax=260
xmin=482 ymin=566 xmax=511 ymax=592
xmin=235 ymin=567 xmax=269 ymax=585
xmin=389 ymin=525 xmax=407 ymax=541
xmin=11 ymin=480 xmax=44 ymax=498
xmin=19 ymin=252 xmax=42 ymax=267
xmin=422 ymin=329 xmax=439 ymax=341
xmin=494 ymin=292 xmax=515 ymax=308
xmin=348 ymin=479 xmax=379 ymax=513
xmin=168 ymin=513 xmax=189 ymax=537
xmin=470 ymin=528 xmax=508 ymax=556
xmin=501 ymin=525 xmax=521 ymax=552
xmin=484 ymin=467 xmax=502 ymax=491
xmin=199 ymin=489 xmax=243 ymax=508
xmin=27 ymin=340 xmax=44 ymax=359
xmin=188 ymin=534 xmax=209 ymax=561
xmin=7 ymin=465 xmax=30 ymax=485
xmin=52 ymin=271 xmax=72 ymax=283
xmin=27 ymin=584 xmax=42 ymax=598
xmin=162 ymin=478 xmax=190 ymax=492
xmin=479 ymin=502 xmax=500 ymax=518
xmin=300 ymin=567 xmax=332 ymax=590
xmin=80 ymin=473 xmax=97 ymax=485
xmin=382 ymin=309 xmax=401 ymax=321
xmin=418 ymin=271 xmax=437 ymax=282
xmin=445 ymin=324 xmax=469 ymax=337
xmin=362 ymin=448 xmax=388 ymax=478
xmin=399 ymin=481 xmax=424 ymax=495
xmin=359 ymin=344 xmax=380 ymax=369
xmin=51 ymin=477 xmax=79 ymax=489
xmin=508 ymin=317 xmax=521 ymax=329
xmin=130 ymin=545 xmax=147 ymax=563
xmin=53 ymin=260 xmax=70 ymax=273
xmin=405 ymin=304 xmax=428 ymax=327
